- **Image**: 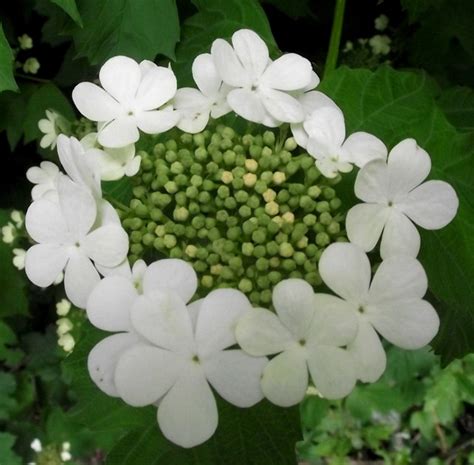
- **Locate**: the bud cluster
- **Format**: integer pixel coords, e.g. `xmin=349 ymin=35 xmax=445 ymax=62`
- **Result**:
xmin=122 ymin=125 xmax=347 ymax=305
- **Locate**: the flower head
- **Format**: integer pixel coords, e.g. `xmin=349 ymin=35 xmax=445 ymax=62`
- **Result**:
xmin=72 ymin=56 xmax=179 ymax=148
xmin=211 ymin=29 xmax=313 ymax=126
xmin=236 ymin=279 xmax=357 ymax=406
xmin=318 ymin=242 xmax=439 ymax=382
xmin=346 ymin=138 xmax=459 ymax=258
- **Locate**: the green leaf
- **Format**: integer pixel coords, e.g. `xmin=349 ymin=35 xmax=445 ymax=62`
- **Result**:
xmin=50 ymin=0 xmax=83 ymax=26
xmin=174 ymin=0 xmax=277 ymax=85
xmin=0 ymin=24 xmax=18 ymax=93
xmin=0 ymin=433 xmax=22 ymax=465
xmin=437 ymin=86 xmax=474 ymax=132
xmin=319 ymin=66 xmax=474 ymax=363
xmin=72 ymin=0 xmax=180 ymax=65
xmin=106 ymin=399 xmax=300 ymax=465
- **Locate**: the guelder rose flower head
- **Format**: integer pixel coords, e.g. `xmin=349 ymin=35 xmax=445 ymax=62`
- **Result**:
xmin=211 ymin=29 xmax=313 ymax=126
xmin=114 ymin=288 xmax=267 ymax=448
xmin=174 ymin=53 xmax=232 ymax=133
xmin=346 ymin=138 xmax=459 ymax=258
xmin=236 ymin=279 xmax=358 ymax=406
xmin=25 ymin=175 xmax=129 ymax=308
xmin=72 ymin=56 xmax=179 ymax=148
xmin=87 ymin=259 xmax=198 ymax=396
xmin=318 ymin=242 xmax=439 ymax=383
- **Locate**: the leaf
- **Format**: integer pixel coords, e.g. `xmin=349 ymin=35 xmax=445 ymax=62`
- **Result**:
xmin=106 ymin=399 xmax=300 ymax=465
xmin=0 ymin=433 xmax=21 ymax=465
xmin=437 ymin=86 xmax=474 ymax=132
xmin=71 ymin=0 xmax=180 ymax=65
xmin=50 ymin=0 xmax=83 ymax=26
xmin=0 ymin=24 xmax=18 ymax=93
xmin=173 ymin=0 xmax=277 ymax=85
xmin=319 ymin=66 xmax=474 ymax=363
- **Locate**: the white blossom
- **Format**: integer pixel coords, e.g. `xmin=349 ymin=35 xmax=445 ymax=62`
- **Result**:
xmin=25 ymin=175 xmax=129 ymax=308
xmin=236 ymin=279 xmax=357 ymax=406
xmin=114 ymin=287 xmax=266 ymax=448
xmin=38 ymin=110 xmax=60 ymax=149
xmin=73 ymin=56 xmax=179 ymax=148
xmin=26 ymin=161 xmax=60 ymax=201
xmin=318 ymin=242 xmax=440 ymax=382
xmin=211 ymin=29 xmax=313 ymax=126
xmin=174 ymin=53 xmax=232 ymax=133
xmin=346 ymin=138 xmax=459 ymax=258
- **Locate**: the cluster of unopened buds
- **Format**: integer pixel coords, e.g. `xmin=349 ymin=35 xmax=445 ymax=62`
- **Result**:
xmin=23 ymin=29 xmax=458 ymax=448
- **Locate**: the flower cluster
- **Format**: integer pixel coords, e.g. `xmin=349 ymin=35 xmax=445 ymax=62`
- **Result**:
xmin=22 ymin=28 xmax=459 ymax=448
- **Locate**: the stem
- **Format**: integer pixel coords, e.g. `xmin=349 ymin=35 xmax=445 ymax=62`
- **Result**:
xmin=324 ymin=0 xmax=346 ymax=78
xmin=14 ymin=73 xmax=50 ymax=84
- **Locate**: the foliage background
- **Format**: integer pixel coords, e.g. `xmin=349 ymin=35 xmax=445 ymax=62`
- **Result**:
xmin=0 ymin=0 xmax=473 ymax=464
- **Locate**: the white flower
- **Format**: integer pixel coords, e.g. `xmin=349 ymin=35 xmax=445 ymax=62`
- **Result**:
xmin=38 ymin=110 xmax=60 ymax=149
xmin=26 ymin=161 xmax=60 ymax=201
xmin=86 ymin=259 xmax=197 ymax=396
xmin=56 ymin=298 xmax=71 ymax=316
xmin=2 ymin=223 xmax=15 ymax=243
xmin=114 ymin=288 xmax=266 ymax=448
xmin=298 ymin=99 xmax=387 ymax=178
xmin=30 ymin=438 xmax=42 ymax=452
xmin=374 ymin=14 xmax=389 ymax=32
xmin=211 ymin=29 xmax=313 ymax=126
xmin=10 ymin=210 xmax=23 ymax=228
xmin=369 ymin=34 xmax=391 ymax=56
xmin=236 ymin=279 xmax=357 ymax=406
xmin=346 ymin=138 xmax=459 ymax=258
xmin=25 ymin=175 xmax=129 ymax=308
xmin=80 ymin=132 xmax=141 ymax=181
xmin=72 ymin=56 xmax=179 ymax=148
xmin=12 ymin=248 xmax=26 ymax=270
xmin=174 ymin=53 xmax=232 ymax=133
xmin=318 ymin=242 xmax=440 ymax=383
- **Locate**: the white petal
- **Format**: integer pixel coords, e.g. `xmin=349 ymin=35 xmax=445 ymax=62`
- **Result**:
xmin=232 ymin=29 xmax=269 ymax=81
xmin=57 ymin=175 xmax=97 ymax=239
xmin=369 ymin=256 xmax=427 ymax=304
xmin=25 ymin=244 xmax=68 ymax=287
xmin=227 ymin=88 xmax=266 ymax=123
xmin=158 ymin=365 xmax=218 ymax=448
xmin=400 ymin=180 xmax=459 ymax=229
xmin=26 ymin=199 xmax=68 ymax=244
xmin=81 ymin=224 xmax=129 ymax=267
xmin=272 ymin=278 xmax=316 ymax=339
xmin=235 ymin=308 xmax=294 ymax=356
xmin=318 ymin=243 xmax=371 ymax=303
xmin=260 ymin=88 xmax=304 ymax=123
xmin=354 ymin=159 xmax=389 ymax=203
xmin=261 ymin=54 xmax=312 ymax=91
xmin=131 ymin=291 xmax=195 ymax=352
xmin=72 ymin=82 xmax=122 ymax=122
xmin=345 ymin=203 xmax=390 ymax=252
xmin=64 ymin=252 xmax=101 ymax=308
xmin=370 ymin=299 xmax=439 ymax=350
xmin=142 ymin=259 xmax=197 ymax=302
xmin=310 ymin=294 xmax=358 ymax=346
xmin=115 ymin=345 xmax=183 ymax=406
xmin=135 ymin=109 xmax=179 ymax=135
xmin=195 ymin=289 xmax=252 ymax=356
xmin=211 ymin=38 xmax=251 ymax=88
xmin=387 ymin=138 xmax=431 ymax=198
xmin=192 ymin=53 xmax=222 ymax=97
xmin=204 ymin=349 xmax=266 ymax=407
xmin=307 ymin=346 xmax=356 ymax=399
xmin=99 ymin=56 xmax=141 ymax=106
xmin=261 ymin=348 xmax=308 ymax=407
xmin=98 ymin=117 xmax=139 ymax=148
xmin=135 ymin=66 xmax=177 ymax=111
xmin=347 ymin=319 xmax=386 ymax=383
xmin=342 ymin=132 xmax=387 ymax=168
xmin=86 ymin=276 xmax=137 ymax=332
xmin=88 ymin=333 xmax=142 ymax=397
xmin=303 ymin=106 xmax=345 ymax=146
xmin=380 ymin=209 xmax=421 ymax=259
